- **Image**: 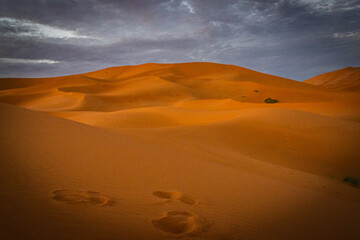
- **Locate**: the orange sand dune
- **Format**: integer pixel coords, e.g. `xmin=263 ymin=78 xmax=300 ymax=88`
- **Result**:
xmin=1 ymin=63 xmax=357 ymax=113
xmin=1 ymin=62 xmax=360 ymax=239
xmin=304 ymin=67 xmax=360 ymax=91
xmin=1 ymin=102 xmax=360 ymax=240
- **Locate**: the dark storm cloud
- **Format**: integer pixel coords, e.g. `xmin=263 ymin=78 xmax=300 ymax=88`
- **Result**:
xmin=0 ymin=0 xmax=359 ymax=80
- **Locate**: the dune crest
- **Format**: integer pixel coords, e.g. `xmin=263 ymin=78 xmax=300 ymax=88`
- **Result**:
xmin=304 ymin=67 xmax=360 ymax=91
xmin=1 ymin=63 xmax=360 ymax=239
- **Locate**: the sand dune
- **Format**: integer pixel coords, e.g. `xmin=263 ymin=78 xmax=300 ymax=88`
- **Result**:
xmin=1 ymin=62 xmax=360 ymax=239
xmin=1 ymin=102 xmax=360 ymax=240
xmin=1 ymin=63 xmax=356 ymax=112
xmin=304 ymin=67 xmax=360 ymax=91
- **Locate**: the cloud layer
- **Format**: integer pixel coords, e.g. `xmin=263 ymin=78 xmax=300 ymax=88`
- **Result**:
xmin=0 ymin=0 xmax=359 ymax=80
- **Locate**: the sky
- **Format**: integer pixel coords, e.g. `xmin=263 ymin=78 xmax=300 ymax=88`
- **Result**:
xmin=0 ymin=0 xmax=359 ymax=81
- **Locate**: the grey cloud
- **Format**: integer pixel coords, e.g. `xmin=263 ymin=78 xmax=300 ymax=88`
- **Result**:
xmin=0 ymin=17 xmax=92 ymax=41
xmin=0 ymin=0 xmax=359 ymax=80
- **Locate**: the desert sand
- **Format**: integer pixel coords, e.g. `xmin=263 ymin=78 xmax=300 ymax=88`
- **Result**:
xmin=304 ymin=67 xmax=360 ymax=91
xmin=0 ymin=62 xmax=360 ymax=239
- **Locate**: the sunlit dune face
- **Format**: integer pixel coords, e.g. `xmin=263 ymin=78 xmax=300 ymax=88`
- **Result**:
xmin=0 ymin=62 xmax=360 ymax=240
xmin=0 ymin=0 xmax=360 ymax=239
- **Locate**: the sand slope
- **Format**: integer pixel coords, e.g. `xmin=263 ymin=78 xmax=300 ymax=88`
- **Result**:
xmin=304 ymin=67 xmax=360 ymax=91
xmin=1 ymin=63 xmax=357 ymax=113
xmin=1 ymin=62 xmax=360 ymax=239
xmin=1 ymin=102 xmax=360 ymax=240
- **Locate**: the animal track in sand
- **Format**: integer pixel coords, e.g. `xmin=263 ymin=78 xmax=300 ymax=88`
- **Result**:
xmin=52 ymin=190 xmax=114 ymax=207
xmin=151 ymin=211 xmax=207 ymax=237
xmin=153 ymin=190 xmax=197 ymax=205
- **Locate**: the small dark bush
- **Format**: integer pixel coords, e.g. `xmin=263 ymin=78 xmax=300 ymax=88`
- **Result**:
xmin=264 ymin=98 xmax=278 ymax=103
xmin=343 ymin=177 xmax=359 ymax=188
xmin=254 ymin=90 xmax=259 ymax=93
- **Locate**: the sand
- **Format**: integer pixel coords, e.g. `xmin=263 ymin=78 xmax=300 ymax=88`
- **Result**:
xmin=304 ymin=67 xmax=360 ymax=91
xmin=0 ymin=62 xmax=360 ymax=239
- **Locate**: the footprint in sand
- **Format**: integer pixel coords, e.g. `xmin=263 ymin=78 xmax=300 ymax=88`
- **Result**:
xmin=153 ymin=190 xmax=198 ymax=205
xmin=52 ymin=190 xmax=114 ymax=207
xmin=151 ymin=211 xmax=208 ymax=237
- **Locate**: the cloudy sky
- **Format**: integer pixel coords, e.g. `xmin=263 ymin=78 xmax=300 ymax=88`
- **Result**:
xmin=0 ymin=0 xmax=359 ymax=80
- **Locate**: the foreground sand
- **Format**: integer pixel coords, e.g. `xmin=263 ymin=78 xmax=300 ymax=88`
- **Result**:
xmin=0 ymin=62 xmax=360 ymax=239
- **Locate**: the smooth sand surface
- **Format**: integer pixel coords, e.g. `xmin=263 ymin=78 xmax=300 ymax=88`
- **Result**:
xmin=304 ymin=67 xmax=360 ymax=91
xmin=1 ymin=62 xmax=360 ymax=239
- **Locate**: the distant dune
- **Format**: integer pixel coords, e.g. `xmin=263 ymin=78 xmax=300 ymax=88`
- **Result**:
xmin=304 ymin=67 xmax=360 ymax=91
xmin=1 ymin=62 xmax=360 ymax=240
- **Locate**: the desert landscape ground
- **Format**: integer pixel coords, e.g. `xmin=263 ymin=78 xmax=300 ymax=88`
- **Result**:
xmin=1 ymin=62 xmax=360 ymax=240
